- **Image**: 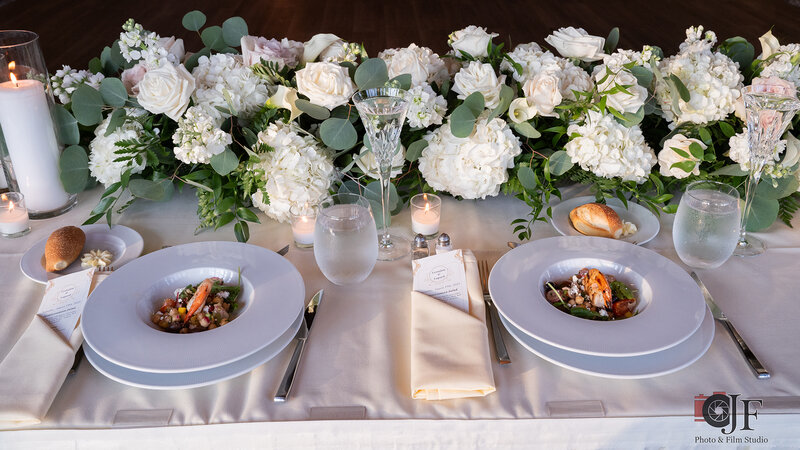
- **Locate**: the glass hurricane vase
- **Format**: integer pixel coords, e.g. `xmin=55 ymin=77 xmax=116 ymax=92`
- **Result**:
xmin=735 ymin=82 xmax=800 ymax=257
xmin=352 ymin=87 xmax=410 ymax=261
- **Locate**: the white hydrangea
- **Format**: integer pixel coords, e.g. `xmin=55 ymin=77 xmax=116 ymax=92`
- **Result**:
xmin=418 ymin=115 xmax=521 ymax=199
xmin=378 ymin=44 xmax=449 ymax=87
xmin=655 ymin=26 xmax=743 ymax=128
xmin=565 ymin=110 xmax=656 ymax=183
xmin=192 ymin=53 xmax=270 ymax=119
xmin=592 ymin=48 xmax=654 ymax=115
xmin=500 ymin=43 xmax=592 ymax=101
xmin=405 ymin=84 xmax=447 ymax=128
xmin=172 ymin=105 xmax=232 ymax=164
xmin=727 ymin=130 xmax=791 ymax=177
xmin=595 ymin=46 xmax=657 ymax=74
xmin=251 ymin=121 xmax=336 ymax=222
xmin=759 ymin=43 xmax=800 ymax=88
xmin=51 ymin=66 xmax=105 ymax=104
xmin=88 ymin=109 xmax=148 ymax=187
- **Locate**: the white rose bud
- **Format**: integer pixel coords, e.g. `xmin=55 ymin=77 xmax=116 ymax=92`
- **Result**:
xmin=521 ymin=72 xmax=562 ymax=117
xmin=136 ymin=63 xmax=195 ymax=121
xmin=295 ymin=62 xmax=356 ymax=109
xmin=303 ymin=33 xmax=345 ymax=63
xmin=448 ymin=25 xmax=498 ymax=58
xmin=596 ymin=69 xmax=648 ymax=114
xmin=658 ymin=133 xmax=705 ymax=178
xmin=452 ymin=61 xmax=506 ymax=109
xmin=545 ymin=27 xmax=606 ymax=62
xmin=758 ymin=30 xmax=781 ymax=59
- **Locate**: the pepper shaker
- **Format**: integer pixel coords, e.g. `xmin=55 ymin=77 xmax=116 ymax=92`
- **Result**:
xmin=435 ymin=233 xmax=452 ymax=254
xmin=412 ymin=234 xmax=430 ymax=260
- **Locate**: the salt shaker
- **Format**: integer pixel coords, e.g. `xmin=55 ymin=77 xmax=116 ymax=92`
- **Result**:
xmin=435 ymin=233 xmax=452 ymax=254
xmin=412 ymin=234 xmax=430 ymax=260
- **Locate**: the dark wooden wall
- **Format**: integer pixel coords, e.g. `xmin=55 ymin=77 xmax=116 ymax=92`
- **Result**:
xmin=1 ymin=0 xmax=799 ymax=71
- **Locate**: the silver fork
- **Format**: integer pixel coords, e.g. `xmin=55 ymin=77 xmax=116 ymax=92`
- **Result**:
xmin=478 ymin=260 xmax=511 ymax=365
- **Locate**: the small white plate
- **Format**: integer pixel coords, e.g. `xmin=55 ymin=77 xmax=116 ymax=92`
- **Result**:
xmin=84 ymin=310 xmax=302 ymax=389
xmin=501 ymin=306 xmax=714 ymax=379
xmin=19 ymin=224 xmax=144 ymax=284
xmin=489 ymin=236 xmax=707 ymax=357
xmin=81 ymin=241 xmax=305 ymax=373
xmin=550 ymin=196 xmax=660 ymax=245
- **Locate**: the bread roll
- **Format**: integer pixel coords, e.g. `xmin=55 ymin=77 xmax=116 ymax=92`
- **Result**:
xmin=569 ymin=203 xmax=623 ymax=239
xmin=45 ymin=226 xmax=85 ymax=272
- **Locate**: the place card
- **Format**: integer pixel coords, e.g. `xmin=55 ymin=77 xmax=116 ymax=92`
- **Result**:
xmin=412 ymin=249 xmax=469 ymax=313
xmin=36 ymin=267 xmax=95 ymax=341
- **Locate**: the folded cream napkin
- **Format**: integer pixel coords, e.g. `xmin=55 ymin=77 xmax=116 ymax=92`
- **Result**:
xmin=0 ymin=272 xmax=109 ymax=427
xmin=410 ymin=250 xmax=496 ymax=400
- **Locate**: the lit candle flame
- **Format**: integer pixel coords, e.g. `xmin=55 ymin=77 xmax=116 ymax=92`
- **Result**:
xmin=8 ymin=61 xmax=15 ymax=71
xmin=8 ymin=201 xmax=15 ymax=212
xmin=0 ymin=193 xmax=6 ymax=202
xmin=424 ymin=202 xmax=430 ymax=213
xmin=423 ymin=193 xmax=428 ymax=201
xmin=9 ymin=72 xmax=18 ymax=87
xmin=301 ymin=215 xmax=308 ymax=223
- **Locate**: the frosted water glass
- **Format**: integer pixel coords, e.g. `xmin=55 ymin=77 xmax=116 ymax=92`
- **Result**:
xmin=314 ymin=193 xmax=378 ymax=285
xmin=673 ymin=181 xmax=740 ymax=269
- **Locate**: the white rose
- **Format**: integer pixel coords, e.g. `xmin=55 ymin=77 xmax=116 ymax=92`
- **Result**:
xmin=448 ymin=25 xmax=498 ymax=58
xmin=356 ymin=145 xmax=405 ymax=179
xmin=452 ymin=61 xmax=506 ymax=109
xmin=267 ymin=85 xmax=303 ymax=121
xmin=759 ymin=30 xmax=781 ymax=59
xmin=379 ymin=44 xmax=447 ymax=87
xmin=303 ymin=33 xmax=345 ymax=63
xmin=136 ymin=63 xmax=195 ymax=121
xmin=658 ymin=134 xmax=704 ymax=178
xmin=522 ymin=72 xmax=562 ymax=117
xmin=545 ymin=27 xmax=605 ymax=62
xmin=295 ymin=62 xmax=356 ymax=109
xmin=158 ymin=36 xmax=185 ymax=63
xmin=596 ymin=69 xmax=648 ymax=114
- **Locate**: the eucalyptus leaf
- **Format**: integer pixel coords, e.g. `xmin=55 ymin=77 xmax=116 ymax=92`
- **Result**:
xmin=320 ymin=118 xmax=357 ymax=150
xmin=210 ymin=148 xmax=238 ymax=175
xmin=59 ymin=145 xmax=89 ymax=194
xmin=201 ymin=26 xmax=227 ymax=52
xmin=513 ymin=121 xmax=541 ymax=139
xmin=463 ymin=91 xmax=485 ymax=116
xmin=129 ymin=178 xmax=174 ymax=202
xmin=711 ymin=165 xmax=748 ymax=176
xmin=604 ymin=27 xmax=620 ymax=54
xmin=100 ymin=46 xmax=119 ymax=74
xmin=629 ymin=66 xmax=653 ymax=88
xmin=364 ymin=180 xmax=399 ymax=210
xmin=71 ymin=84 xmax=104 ymax=126
xmin=182 ymin=10 xmax=207 ymax=31
xmin=99 ymin=77 xmax=128 ymax=107
xmin=488 ymin=84 xmax=514 ymax=120
xmin=669 ymin=74 xmax=691 ymax=102
xmin=757 ymin=176 xmax=800 ymax=199
xmin=745 ymin=194 xmax=779 ymax=232
xmin=53 ymin=104 xmax=79 ymax=145
xmin=406 ymin=139 xmax=428 ymax=162
xmin=387 ymin=74 xmax=412 ymax=90
xmin=338 ymin=179 xmax=361 ymax=195
xmin=88 ymin=57 xmax=103 ymax=75
xmin=548 ymin=151 xmax=574 ymax=176
xmin=295 ymin=98 xmax=331 ymax=120
xmin=517 ymin=166 xmax=538 ymax=190
xmin=450 ymin=104 xmax=477 ymax=138
xmin=222 ymin=16 xmax=248 ymax=47
xmin=104 ymin=108 xmax=127 ymax=137
xmin=354 ymin=58 xmax=389 ymax=90
xmin=185 ymin=47 xmax=211 ymax=72
xmin=109 ymin=40 xmax=127 ymax=69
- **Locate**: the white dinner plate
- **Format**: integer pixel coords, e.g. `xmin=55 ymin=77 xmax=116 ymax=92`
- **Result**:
xmin=550 ymin=196 xmax=660 ymax=245
xmin=501 ymin=305 xmax=714 ymax=379
xmin=19 ymin=224 xmax=144 ymax=284
xmin=81 ymin=241 xmax=305 ymax=373
xmin=489 ymin=236 xmax=706 ymax=357
xmin=84 ymin=309 xmax=303 ymax=389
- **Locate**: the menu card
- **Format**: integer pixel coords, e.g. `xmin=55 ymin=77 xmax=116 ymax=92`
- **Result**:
xmin=37 ymin=268 xmax=95 ymax=341
xmin=412 ymin=249 xmax=469 ymax=313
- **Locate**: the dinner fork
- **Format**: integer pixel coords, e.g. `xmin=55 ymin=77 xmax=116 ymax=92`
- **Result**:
xmin=478 ymin=260 xmax=511 ymax=365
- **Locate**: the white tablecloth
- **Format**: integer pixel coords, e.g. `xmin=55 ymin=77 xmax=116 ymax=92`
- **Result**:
xmin=1 ymin=186 xmax=799 ymax=448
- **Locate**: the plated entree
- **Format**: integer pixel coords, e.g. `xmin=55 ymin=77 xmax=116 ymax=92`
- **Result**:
xmin=544 ymin=268 xmax=637 ymax=320
xmin=151 ymin=277 xmax=241 ymax=333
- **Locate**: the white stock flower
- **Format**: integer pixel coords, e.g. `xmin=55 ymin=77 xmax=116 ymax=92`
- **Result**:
xmin=136 ymin=63 xmax=195 ymax=120
xmin=51 ymin=66 xmax=105 ymax=104
xmin=241 ymin=36 xmax=304 ymax=69
xmin=418 ymin=115 xmax=521 ymax=199
xmin=596 ymin=47 xmax=657 ymax=74
xmin=356 ymin=145 xmax=405 ymax=179
xmin=448 ymin=25 xmax=498 ymax=58
xmin=192 ymin=53 xmax=269 ymax=119
xmin=295 ymin=62 xmax=356 ymax=109
xmin=565 ymin=110 xmax=656 ymax=183
xmin=251 ymin=121 xmax=336 ymax=222
xmin=545 ymin=27 xmax=606 ymax=62
xmin=118 ymin=20 xmax=183 ymax=67
xmin=655 ymin=26 xmax=743 ymax=128
xmin=728 ymin=130 xmax=790 ymax=177
xmin=759 ymin=43 xmax=800 ymax=89
xmin=378 ymin=44 xmax=448 ymax=87
xmin=88 ymin=109 xmax=147 ymax=187
xmin=658 ymin=134 xmax=705 ymax=178
xmin=452 ymin=61 xmax=506 ymax=109
xmin=405 ymin=84 xmax=447 ymax=128
xmin=172 ymin=105 xmax=232 ymax=164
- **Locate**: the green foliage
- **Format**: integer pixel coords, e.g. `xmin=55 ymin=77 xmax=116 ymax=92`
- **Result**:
xmin=53 ymin=104 xmax=79 ymax=145
xmin=201 ymin=26 xmax=227 ymax=51
xmin=182 ymin=10 xmax=206 ymax=31
xmin=406 ymin=139 xmax=428 ymax=162
xmin=450 ymin=104 xmax=478 ymax=138
xmin=71 ymin=84 xmax=104 ymax=126
xmin=222 ymin=17 xmax=248 ymax=47
xmin=59 ymin=145 xmax=89 ymax=193
xmin=295 ymin=99 xmax=331 ymax=119
xmin=320 ymin=118 xmax=358 ymax=150
xmin=99 ymin=78 xmax=128 ymax=107
xmin=210 ymin=148 xmax=238 ymax=175
xmin=604 ymin=27 xmax=620 ymax=54
xmin=354 ymin=58 xmax=389 ymax=89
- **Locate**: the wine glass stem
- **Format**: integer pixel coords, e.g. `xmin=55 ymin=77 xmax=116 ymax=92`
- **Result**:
xmin=378 ymin=167 xmax=392 ymax=248
xmin=739 ymin=166 xmax=762 ymax=245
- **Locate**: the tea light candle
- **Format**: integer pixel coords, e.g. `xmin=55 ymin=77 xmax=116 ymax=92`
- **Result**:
xmin=0 ymin=73 xmax=70 ymax=213
xmin=411 ymin=193 xmax=441 ymax=237
xmin=0 ymin=192 xmax=31 ymax=237
xmin=290 ymin=203 xmax=317 ymax=248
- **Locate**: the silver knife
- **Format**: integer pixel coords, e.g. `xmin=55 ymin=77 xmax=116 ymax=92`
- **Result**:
xmin=274 ymin=289 xmax=324 ymax=402
xmin=276 ymin=244 xmax=290 ymax=256
xmin=690 ymin=272 xmax=770 ymax=379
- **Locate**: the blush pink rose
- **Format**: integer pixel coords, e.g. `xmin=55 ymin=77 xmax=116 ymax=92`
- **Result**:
xmin=121 ymin=63 xmax=148 ymax=96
